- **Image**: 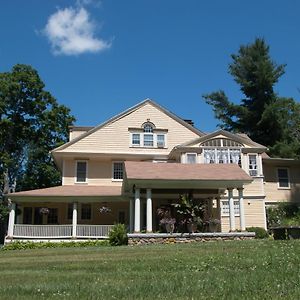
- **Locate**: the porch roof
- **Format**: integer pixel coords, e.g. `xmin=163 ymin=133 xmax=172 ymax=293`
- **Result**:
xmin=124 ymin=161 xmax=252 ymax=184
xmin=8 ymin=185 xmax=122 ymax=197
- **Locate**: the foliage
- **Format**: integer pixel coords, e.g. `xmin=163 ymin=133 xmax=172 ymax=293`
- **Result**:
xmin=267 ymin=203 xmax=300 ymax=227
xmin=157 ymin=206 xmax=176 ymax=231
xmin=108 ymin=223 xmax=128 ymax=246
xmin=0 ymin=241 xmax=300 ymax=299
xmin=1 ymin=240 xmax=109 ymax=251
xmin=0 ymin=201 xmax=9 ymax=222
xmin=173 ymin=194 xmax=204 ymax=227
xmin=0 ymin=64 xmax=75 ymax=200
xmin=203 ymin=38 xmax=300 ymax=158
xmin=246 ymin=227 xmax=269 ymax=239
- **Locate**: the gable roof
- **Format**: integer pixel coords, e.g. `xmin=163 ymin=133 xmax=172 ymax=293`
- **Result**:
xmin=177 ymin=129 xmax=267 ymax=149
xmin=52 ymin=99 xmax=204 ymax=153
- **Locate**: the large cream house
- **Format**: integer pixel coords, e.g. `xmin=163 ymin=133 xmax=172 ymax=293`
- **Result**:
xmin=6 ymin=99 xmax=300 ymax=241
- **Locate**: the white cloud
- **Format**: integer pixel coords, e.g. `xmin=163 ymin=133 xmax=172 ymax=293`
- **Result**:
xmin=44 ymin=6 xmax=110 ymax=56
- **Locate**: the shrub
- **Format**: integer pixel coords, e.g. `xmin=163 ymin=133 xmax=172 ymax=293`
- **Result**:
xmin=1 ymin=240 xmax=109 ymax=251
xmin=267 ymin=203 xmax=300 ymax=227
xmin=108 ymin=223 xmax=128 ymax=246
xmin=246 ymin=227 xmax=269 ymax=239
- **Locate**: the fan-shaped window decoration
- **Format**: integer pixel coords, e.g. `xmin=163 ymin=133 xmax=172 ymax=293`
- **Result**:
xmin=143 ymin=123 xmax=154 ymax=133
xmin=200 ymin=138 xmax=243 ymax=148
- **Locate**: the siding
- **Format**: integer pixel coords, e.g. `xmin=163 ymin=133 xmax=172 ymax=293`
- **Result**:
xmin=221 ymin=199 xmax=266 ymax=232
xmin=263 ymin=164 xmax=300 ymax=203
xmin=63 ymin=159 xmax=123 ymax=186
xmin=60 ymin=103 xmax=200 ymax=154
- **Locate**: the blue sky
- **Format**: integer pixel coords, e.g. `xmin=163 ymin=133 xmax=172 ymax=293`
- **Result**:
xmin=0 ymin=0 xmax=299 ymax=132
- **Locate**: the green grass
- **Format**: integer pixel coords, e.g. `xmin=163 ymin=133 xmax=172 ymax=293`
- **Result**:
xmin=0 ymin=240 xmax=299 ymax=299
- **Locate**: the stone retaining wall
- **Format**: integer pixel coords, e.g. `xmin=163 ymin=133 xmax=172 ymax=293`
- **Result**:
xmin=128 ymin=232 xmax=255 ymax=245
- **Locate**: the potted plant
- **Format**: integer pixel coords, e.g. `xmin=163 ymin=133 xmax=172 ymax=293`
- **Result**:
xmin=207 ymin=218 xmax=221 ymax=232
xmin=39 ymin=207 xmax=50 ymax=215
xmin=157 ymin=206 xmax=176 ymax=233
xmin=173 ymin=195 xmax=204 ymax=233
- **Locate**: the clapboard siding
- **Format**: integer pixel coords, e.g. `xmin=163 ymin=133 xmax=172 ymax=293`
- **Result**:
xmin=61 ymin=103 xmax=200 ymax=153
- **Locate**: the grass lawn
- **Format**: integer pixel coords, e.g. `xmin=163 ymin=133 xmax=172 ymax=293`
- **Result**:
xmin=0 ymin=240 xmax=299 ymax=299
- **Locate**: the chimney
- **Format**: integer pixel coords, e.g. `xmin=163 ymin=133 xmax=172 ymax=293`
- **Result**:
xmin=184 ymin=119 xmax=194 ymax=127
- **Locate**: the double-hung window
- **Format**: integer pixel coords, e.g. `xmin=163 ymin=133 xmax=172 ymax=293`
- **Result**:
xmin=277 ymin=168 xmax=290 ymax=188
xmin=81 ymin=204 xmax=91 ymax=220
xmin=76 ymin=161 xmax=87 ymax=183
xmin=248 ymin=155 xmax=257 ymax=176
xmin=221 ymin=200 xmax=240 ymax=216
xmin=132 ymin=133 xmax=140 ymax=146
xmin=143 ymin=123 xmax=154 ymax=147
xmin=113 ymin=162 xmax=124 ymax=180
xmin=157 ymin=134 xmax=165 ymax=148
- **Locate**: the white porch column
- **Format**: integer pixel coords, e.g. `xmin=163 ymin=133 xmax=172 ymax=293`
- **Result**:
xmin=7 ymin=202 xmax=16 ymax=238
xmin=228 ymin=188 xmax=235 ymax=231
xmin=134 ymin=188 xmax=140 ymax=232
xmin=72 ymin=202 xmax=78 ymax=238
xmin=146 ymin=188 xmax=153 ymax=232
xmin=129 ymin=198 xmax=134 ymax=232
xmin=238 ymin=188 xmax=246 ymax=231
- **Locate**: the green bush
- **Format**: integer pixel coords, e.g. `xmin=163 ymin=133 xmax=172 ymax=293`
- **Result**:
xmin=108 ymin=223 xmax=128 ymax=246
xmin=267 ymin=203 xmax=300 ymax=227
xmin=1 ymin=240 xmax=109 ymax=251
xmin=246 ymin=227 xmax=269 ymax=239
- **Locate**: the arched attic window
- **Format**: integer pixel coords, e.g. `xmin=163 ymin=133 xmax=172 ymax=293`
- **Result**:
xmin=200 ymin=138 xmax=243 ymax=165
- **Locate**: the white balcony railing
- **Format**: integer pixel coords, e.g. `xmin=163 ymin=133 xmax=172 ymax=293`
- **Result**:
xmin=13 ymin=224 xmax=113 ymax=239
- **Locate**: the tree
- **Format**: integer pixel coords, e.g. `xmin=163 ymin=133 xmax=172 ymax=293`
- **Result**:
xmin=203 ymin=38 xmax=300 ymax=158
xmin=0 ymin=64 xmax=75 ymax=197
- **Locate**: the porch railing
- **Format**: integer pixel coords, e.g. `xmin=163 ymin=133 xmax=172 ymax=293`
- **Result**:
xmin=77 ymin=225 xmax=114 ymax=238
xmin=13 ymin=224 xmax=72 ymax=238
xmin=13 ymin=224 xmax=113 ymax=239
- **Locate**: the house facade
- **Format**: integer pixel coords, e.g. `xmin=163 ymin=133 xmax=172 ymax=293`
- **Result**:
xmin=6 ymin=99 xmax=300 ymax=241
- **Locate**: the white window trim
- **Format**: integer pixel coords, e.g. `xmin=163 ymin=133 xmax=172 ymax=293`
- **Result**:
xmin=129 ymin=132 xmax=167 ymax=148
xmin=248 ymin=154 xmax=258 ymax=177
xmin=112 ymin=161 xmax=124 ymax=182
xmin=277 ymin=167 xmax=290 ymax=189
xmin=186 ymin=153 xmax=198 ymax=164
xmin=130 ymin=133 xmax=141 ymax=147
xmin=221 ymin=200 xmax=240 ymax=217
xmin=75 ymin=160 xmax=88 ymax=184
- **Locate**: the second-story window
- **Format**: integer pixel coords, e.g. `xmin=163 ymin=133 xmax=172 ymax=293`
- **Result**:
xmin=143 ymin=123 xmax=154 ymax=147
xmin=248 ymin=155 xmax=257 ymax=176
xmin=76 ymin=161 xmax=87 ymax=182
xmin=157 ymin=134 xmax=165 ymax=148
xmin=113 ymin=162 xmax=124 ymax=180
xmin=186 ymin=153 xmax=197 ymax=164
xmin=277 ymin=168 xmax=290 ymax=188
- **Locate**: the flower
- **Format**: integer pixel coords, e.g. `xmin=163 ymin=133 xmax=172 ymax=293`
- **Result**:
xmin=99 ymin=206 xmax=111 ymax=214
xmin=39 ymin=207 xmax=50 ymax=215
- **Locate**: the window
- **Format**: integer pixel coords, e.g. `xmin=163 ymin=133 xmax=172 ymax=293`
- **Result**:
xmin=203 ymin=149 xmax=241 ymax=165
xmin=132 ymin=133 xmax=140 ymax=146
xmin=248 ymin=155 xmax=257 ymax=176
xmin=186 ymin=153 xmax=197 ymax=164
xmin=76 ymin=161 xmax=87 ymax=182
xmin=47 ymin=208 xmax=58 ymax=224
xmin=118 ymin=211 xmax=126 ymax=224
xmin=144 ymin=134 xmax=154 ymax=147
xmin=221 ymin=200 xmax=240 ymax=216
xmin=277 ymin=168 xmax=290 ymax=188
xmin=23 ymin=207 xmax=33 ymax=224
xmin=81 ymin=204 xmax=91 ymax=220
xmin=157 ymin=134 xmax=165 ymax=148
xmin=113 ymin=162 xmax=124 ymax=180
xmin=143 ymin=124 xmax=154 ymax=133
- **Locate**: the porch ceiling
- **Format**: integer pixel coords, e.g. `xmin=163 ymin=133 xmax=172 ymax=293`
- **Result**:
xmin=124 ymin=161 xmax=252 ymax=190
